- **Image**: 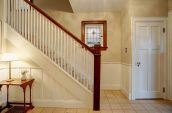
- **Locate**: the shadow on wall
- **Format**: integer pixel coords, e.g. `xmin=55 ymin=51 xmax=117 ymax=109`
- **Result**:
xmin=34 ymin=0 xmax=73 ymax=13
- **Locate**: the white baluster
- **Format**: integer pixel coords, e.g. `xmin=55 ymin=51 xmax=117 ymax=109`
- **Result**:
xmin=10 ymin=0 xmax=12 ymax=26
xmin=73 ymin=40 xmax=76 ymax=79
xmin=60 ymin=30 xmax=63 ymax=68
xmin=57 ymin=27 xmax=60 ymax=65
xmin=7 ymin=0 xmax=9 ymax=24
xmin=27 ymin=3 xmax=30 ymax=41
xmin=45 ymin=19 xmax=48 ymax=55
xmin=33 ymin=9 xmax=36 ymax=45
xmin=54 ymin=25 xmax=56 ymax=62
xmin=39 ymin=14 xmax=42 ymax=50
xmin=13 ymin=0 xmax=16 ymax=29
xmin=24 ymin=2 xmax=27 ymax=38
xmin=36 ymin=12 xmax=39 ymax=48
xmin=42 ymin=17 xmax=45 ymax=53
xmin=48 ymin=22 xmax=50 ymax=57
xmin=30 ymin=7 xmax=33 ymax=43
xmin=19 ymin=0 xmax=21 ymax=34
xmin=22 ymin=1 xmax=24 ymax=36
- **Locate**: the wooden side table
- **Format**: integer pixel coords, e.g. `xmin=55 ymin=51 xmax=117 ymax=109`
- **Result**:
xmin=0 ymin=78 xmax=34 ymax=113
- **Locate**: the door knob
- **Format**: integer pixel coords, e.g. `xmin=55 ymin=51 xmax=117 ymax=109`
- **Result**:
xmin=137 ymin=62 xmax=141 ymax=67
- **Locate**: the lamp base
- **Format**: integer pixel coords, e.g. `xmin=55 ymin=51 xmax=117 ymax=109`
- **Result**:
xmin=6 ymin=79 xmax=14 ymax=82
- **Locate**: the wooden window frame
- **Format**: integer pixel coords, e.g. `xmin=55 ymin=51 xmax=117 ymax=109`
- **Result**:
xmin=81 ymin=20 xmax=108 ymax=51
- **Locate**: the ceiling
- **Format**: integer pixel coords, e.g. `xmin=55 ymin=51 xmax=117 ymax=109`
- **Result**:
xmin=34 ymin=0 xmax=127 ymax=13
xmin=69 ymin=0 xmax=127 ymax=12
xmin=34 ymin=0 xmax=73 ymax=12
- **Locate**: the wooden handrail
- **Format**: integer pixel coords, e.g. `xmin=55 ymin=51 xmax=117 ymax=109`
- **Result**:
xmin=22 ymin=0 xmax=101 ymax=110
xmin=23 ymin=0 xmax=95 ymax=54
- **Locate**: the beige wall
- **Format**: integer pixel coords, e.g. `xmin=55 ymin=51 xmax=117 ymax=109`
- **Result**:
xmin=130 ymin=0 xmax=168 ymax=17
xmin=121 ymin=0 xmax=168 ymax=64
xmin=0 ymin=0 xmax=4 ymax=20
xmin=121 ymin=1 xmax=132 ymax=64
xmin=169 ymin=0 xmax=172 ymax=11
xmin=43 ymin=11 xmax=122 ymax=63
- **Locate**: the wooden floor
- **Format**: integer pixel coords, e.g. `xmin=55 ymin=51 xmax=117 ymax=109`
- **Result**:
xmin=27 ymin=90 xmax=172 ymax=113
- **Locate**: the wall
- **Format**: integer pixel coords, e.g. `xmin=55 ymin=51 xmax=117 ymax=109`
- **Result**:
xmin=0 ymin=64 xmax=85 ymax=108
xmin=39 ymin=10 xmax=123 ymax=90
xmin=121 ymin=0 xmax=168 ymax=99
xmin=130 ymin=0 xmax=168 ymax=17
xmin=169 ymin=0 xmax=172 ymax=11
xmin=0 ymin=0 xmax=4 ymax=20
xmin=0 ymin=39 xmax=90 ymax=108
xmin=42 ymin=11 xmax=122 ymax=63
xmin=0 ymin=0 xmax=5 ymax=53
xmin=101 ymin=62 xmax=121 ymax=90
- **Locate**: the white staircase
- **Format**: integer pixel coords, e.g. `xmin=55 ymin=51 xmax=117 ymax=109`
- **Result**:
xmin=5 ymin=0 xmax=101 ymax=110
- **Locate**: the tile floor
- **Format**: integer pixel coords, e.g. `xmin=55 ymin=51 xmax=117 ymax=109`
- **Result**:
xmin=27 ymin=90 xmax=172 ymax=113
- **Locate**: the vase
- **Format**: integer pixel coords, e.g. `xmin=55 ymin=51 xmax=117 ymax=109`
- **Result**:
xmin=21 ymin=74 xmax=27 ymax=81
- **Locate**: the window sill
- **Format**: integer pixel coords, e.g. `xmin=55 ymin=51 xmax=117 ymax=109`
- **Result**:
xmin=90 ymin=46 xmax=108 ymax=51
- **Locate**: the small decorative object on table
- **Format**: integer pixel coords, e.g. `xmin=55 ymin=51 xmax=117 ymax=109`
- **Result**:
xmin=21 ymin=70 xmax=28 ymax=81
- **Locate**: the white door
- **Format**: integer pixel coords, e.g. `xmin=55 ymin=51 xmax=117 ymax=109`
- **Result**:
xmin=135 ymin=21 xmax=165 ymax=99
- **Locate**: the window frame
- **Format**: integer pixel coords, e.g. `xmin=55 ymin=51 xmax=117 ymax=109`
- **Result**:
xmin=81 ymin=20 xmax=108 ymax=51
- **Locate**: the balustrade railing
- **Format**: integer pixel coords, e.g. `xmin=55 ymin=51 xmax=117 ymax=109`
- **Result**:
xmin=6 ymin=0 xmax=101 ymax=110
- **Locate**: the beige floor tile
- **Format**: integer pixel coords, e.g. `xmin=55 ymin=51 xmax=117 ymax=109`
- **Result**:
xmin=135 ymin=110 xmax=149 ymax=113
xmin=147 ymin=110 xmax=162 ymax=113
xmin=26 ymin=90 xmax=172 ymax=113
xmin=41 ymin=107 xmax=55 ymax=113
xmin=101 ymin=103 xmax=111 ymax=110
xmin=101 ymin=110 xmax=113 ymax=113
xmin=77 ymin=109 xmax=89 ymax=113
xmin=142 ymin=104 xmax=157 ymax=111
xmin=123 ymin=110 xmax=136 ymax=113
xmin=110 ymin=104 xmax=122 ymax=110
xmin=29 ymin=107 xmax=44 ymax=113
xmin=65 ymin=108 xmax=77 ymax=113
xmin=131 ymin=104 xmax=145 ymax=110
xmin=113 ymin=110 xmax=124 ymax=113
xmin=160 ymin=109 xmax=172 ymax=113
xmin=53 ymin=108 xmax=66 ymax=113
xmin=88 ymin=109 xmax=101 ymax=113
xmin=121 ymin=104 xmax=134 ymax=110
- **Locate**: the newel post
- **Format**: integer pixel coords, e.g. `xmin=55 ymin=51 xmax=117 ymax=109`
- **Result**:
xmin=93 ymin=45 xmax=101 ymax=111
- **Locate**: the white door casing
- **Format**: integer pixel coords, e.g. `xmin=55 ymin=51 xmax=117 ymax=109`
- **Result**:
xmin=132 ymin=18 xmax=167 ymax=99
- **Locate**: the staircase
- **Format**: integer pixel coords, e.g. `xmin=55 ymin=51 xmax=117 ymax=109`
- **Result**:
xmin=5 ymin=0 xmax=101 ymax=110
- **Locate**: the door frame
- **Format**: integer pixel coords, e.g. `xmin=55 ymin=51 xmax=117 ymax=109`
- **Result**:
xmin=131 ymin=17 xmax=167 ymax=100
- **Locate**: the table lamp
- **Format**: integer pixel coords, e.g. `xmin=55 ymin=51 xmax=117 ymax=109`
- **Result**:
xmin=0 ymin=53 xmax=18 ymax=82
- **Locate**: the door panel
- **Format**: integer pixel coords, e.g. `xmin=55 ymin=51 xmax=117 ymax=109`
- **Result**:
xmin=135 ymin=21 xmax=164 ymax=99
xmin=151 ymin=26 xmax=161 ymax=49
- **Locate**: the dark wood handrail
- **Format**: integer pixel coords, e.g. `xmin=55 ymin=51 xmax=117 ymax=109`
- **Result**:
xmin=23 ymin=0 xmax=101 ymax=111
xmin=24 ymin=0 xmax=95 ymax=54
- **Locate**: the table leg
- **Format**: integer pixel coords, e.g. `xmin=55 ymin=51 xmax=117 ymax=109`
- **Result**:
xmin=23 ymin=87 xmax=26 ymax=111
xmin=6 ymin=85 xmax=11 ymax=108
xmin=29 ymin=84 xmax=33 ymax=109
xmin=0 ymin=85 xmax=2 ymax=91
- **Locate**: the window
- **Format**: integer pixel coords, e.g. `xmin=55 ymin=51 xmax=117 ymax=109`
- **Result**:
xmin=81 ymin=21 xmax=107 ymax=50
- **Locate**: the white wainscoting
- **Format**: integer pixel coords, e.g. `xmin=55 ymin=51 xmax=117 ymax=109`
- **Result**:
xmin=167 ymin=10 xmax=172 ymax=100
xmin=121 ymin=63 xmax=131 ymax=99
xmin=0 ymin=20 xmax=2 ymax=52
xmin=0 ymin=64 xmax=89 ymax=108
xmin=101 ymin=62 xmax=121 ymax=90
xmin=0 ymin=61 xmax=132 ymax=107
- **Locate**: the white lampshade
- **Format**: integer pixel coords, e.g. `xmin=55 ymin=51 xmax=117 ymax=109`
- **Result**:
xmin=0 ymin=53 xmax=18 ymax=62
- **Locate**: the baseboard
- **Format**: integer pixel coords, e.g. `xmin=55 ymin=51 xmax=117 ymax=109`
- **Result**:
xmin=169 ymin=10 xmax=172 ymax=15
xmin=32 ymin=100 xmax=91 ymax=108
xmin=101 ymin=84 xmax=121 ymax=90
xmin=121 ymin=88 xmax=129 ymax=99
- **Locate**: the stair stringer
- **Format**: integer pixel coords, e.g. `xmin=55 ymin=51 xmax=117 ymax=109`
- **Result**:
xmin=5 ymin=23 xmax=93 ymax=107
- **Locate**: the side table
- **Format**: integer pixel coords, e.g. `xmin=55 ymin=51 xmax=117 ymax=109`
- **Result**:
xmin=0 ymin=78 xmax=34 ymax=113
